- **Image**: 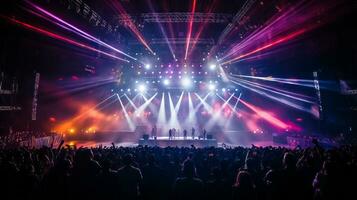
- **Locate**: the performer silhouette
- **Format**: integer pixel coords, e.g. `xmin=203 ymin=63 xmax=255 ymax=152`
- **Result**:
xmin=183 ymin=129 xmax=187 ymax=140
xmin=169 ymin=129 xmax=172 ymax=140
xmin=203 ymin=129 xmax=207 ymax=140
xmin=151 ymin=125 xmax=157 ymax=140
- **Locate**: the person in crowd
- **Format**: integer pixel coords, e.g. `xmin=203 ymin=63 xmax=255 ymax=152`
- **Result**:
xmin=232 ymin=170 xmax=257 ymax=200
xmin=70 ymin=148 xmax=102 ymax=200
xmin=0 ymin=139 xmax=355 ymax=200
xmin=173 ymin=159 xmax=204 ymax=200
xmin=142 ymin=154 xmax=167 ymax=200
xmin=117 ymin=153 xmax=143 ymax=200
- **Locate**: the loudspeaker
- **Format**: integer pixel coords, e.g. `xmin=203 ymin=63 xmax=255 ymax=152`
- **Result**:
xmin=207 ymin=134 xmax=213 ymax=139
xmin=143 ymin=134 xmax=149 ymax=140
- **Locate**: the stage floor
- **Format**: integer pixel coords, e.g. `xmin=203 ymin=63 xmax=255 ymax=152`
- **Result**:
xmin=64 ymin=138 xmax=286 ymax=148
xmin=138 ymin=136 xmax=218 ymax=147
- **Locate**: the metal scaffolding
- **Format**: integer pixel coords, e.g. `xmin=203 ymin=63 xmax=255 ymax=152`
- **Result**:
xmin=217 ymin=0 xmax=256 ymax=44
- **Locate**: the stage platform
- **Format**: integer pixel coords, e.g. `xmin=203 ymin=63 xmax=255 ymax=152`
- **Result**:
xmin=138 ymin=136 xmax=218 ymax=147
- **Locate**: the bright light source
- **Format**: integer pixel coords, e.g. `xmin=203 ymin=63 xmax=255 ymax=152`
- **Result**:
xmin=222 ymin=88 xmax=226 ymax=92
xmin=163 ymin=79 xmax=170 ymax=86
xmin=208 ymin=84 xmax=216 ymax=91
xmin=209 ymin=64 xmax=217 ymax=70
xmin=182 ymin=77 xmax=192 ymax=88
xmin=145 ymin=64 xmax=151 ymax=69
xmin=138 ymin=84 xmax=146 ymax=92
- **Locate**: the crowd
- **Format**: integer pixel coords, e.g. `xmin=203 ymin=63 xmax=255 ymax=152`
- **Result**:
xmin=0 ymin=130 xmax=56 ymax=147
xmin=0 ymin=140 xmax=356 ymax=200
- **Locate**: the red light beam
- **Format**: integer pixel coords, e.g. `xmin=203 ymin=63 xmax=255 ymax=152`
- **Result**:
xmin=9 ymin=18 xmax=130 ymax=62
xmin=221 ymin=28 xmax=306 ymax=65
xmin=184 ymin=0 xmax=197 ymax=60
xmin=240 ymin=99 xmax=289 ymax=129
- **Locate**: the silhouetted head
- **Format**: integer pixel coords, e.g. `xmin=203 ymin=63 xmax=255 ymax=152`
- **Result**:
xmin=75 ymin=148 xmax=94 ymax=165
xmin=283 ymin=152 xmax=296 ymax=169
xmin=245 ymin=158 xmax=257 ymax=170
xmin=234 ymin=171 xmax=254 ymax=188
xmin=182 ymin=160 xmax=196 ymax=178
xmin=123 ymin=154 xmax=134 ymax=166
xmin=147 ymin=154 xmax=156 ymax=165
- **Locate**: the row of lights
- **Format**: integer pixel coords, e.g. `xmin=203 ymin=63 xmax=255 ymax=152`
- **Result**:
xmin=142 ymin=64 xmax=217 ymax=70
xmin=117 ymin=87 xmax=239 ymax=93
xmin=137 ymin=71 xmax=214 ymax=75
xmin=135 ymin=78 xmax=219 ymax=87
xmin=117 ymin=79 xmax=238 ymax=93
xmin=135 ymin=78 xmax=220 ymax=84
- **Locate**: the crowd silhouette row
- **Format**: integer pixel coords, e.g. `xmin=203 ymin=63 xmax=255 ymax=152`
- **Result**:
xmin=0 ymin=140 xmax=356 ymax=200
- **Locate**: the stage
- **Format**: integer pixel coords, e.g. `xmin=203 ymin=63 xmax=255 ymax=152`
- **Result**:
xmin=139 ymin=137 xmax=218 ymax=148
xmin=138 ymin=136 xmax=218 ymax=147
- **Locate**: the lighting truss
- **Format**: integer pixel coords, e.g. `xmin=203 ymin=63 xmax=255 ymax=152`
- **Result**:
xmin=50 ymin=0 xmax=119 ymax=34
xmin=216 ymin=0 xmax=256 ymax=45
xmin=141 ymin=12 xmax=233 ymax=23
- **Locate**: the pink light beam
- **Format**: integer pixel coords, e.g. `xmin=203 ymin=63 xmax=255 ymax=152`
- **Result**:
xmin=184 ymin=0 xmax=197 ymax=60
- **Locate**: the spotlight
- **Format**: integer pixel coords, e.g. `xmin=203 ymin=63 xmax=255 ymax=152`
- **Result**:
xmin=163 ymin=79 xmax=170 ymax=86
xmin=222 ymin=88 xmax=226 ymax=92
xmin=138 ymin=84 xmax=146 ymax=92
xmin=208 ymin=84 xmax=216 ymax=91
xmin=209 ymin=64 xmax=217 ymax=70
xmin=145 ymin=64 xmax=151 ymax=69
xmin=182 ymin=77 xmax=191 ymax=88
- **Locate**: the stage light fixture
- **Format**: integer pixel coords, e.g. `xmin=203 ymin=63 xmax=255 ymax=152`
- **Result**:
xmin=222 ymin=88 xmax=226 ymax=92
xmin=138 ymin=84 xmax=147 ymax=92
xmin=163 ymin=79 xmax=170 ymax=86
xmin=145 ymin=64 xmax=151 ymax=69
xmin=208 ymin=84 xmax=216 ymax=91
xmin=209 ymin=64 xmax=217 ymax=70
xmin=182 ymin=77 xmax=192 ymax=88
